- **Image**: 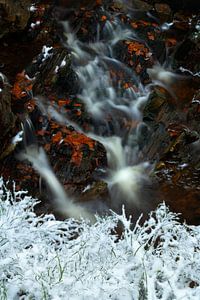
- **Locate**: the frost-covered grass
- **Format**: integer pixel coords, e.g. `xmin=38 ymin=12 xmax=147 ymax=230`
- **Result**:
xmin=0 ymin=179 xmax=200 ymax=300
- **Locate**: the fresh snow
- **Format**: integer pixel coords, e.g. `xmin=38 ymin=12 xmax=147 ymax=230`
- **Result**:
xmin=12 ymin=131 xmax=23 ymax=145
xmin=42 ymin=46 xmax=53 ymax=62
xmin=29 ymin=5 xmax=37 ymax=12
xmin=0 ymin=178 xmax=200 ymax=299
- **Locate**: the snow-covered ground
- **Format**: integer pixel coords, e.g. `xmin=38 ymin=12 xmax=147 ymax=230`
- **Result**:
xmin=0 ymin=178 xmax=200 ymax=300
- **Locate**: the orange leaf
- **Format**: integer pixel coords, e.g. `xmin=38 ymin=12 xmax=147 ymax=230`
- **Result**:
xmin=76 ymin=110 xmax=82 ymax=116
xmin=50 ymin=122 xmax=60 ymax=129
xmin=58 ymin=99 xmax=71 ymax=107
xmin=131 ymin=22 xmax=138 ymax=28
xmin=44 ymin=143 xmax=51 ymax=151
xmin=126 ymin=41 xmax=148 ymax=56
xmin=12 ymin=71 xmax=33 ymax=100
xmin=71 ymin=151 xmax=83 ymax=166
xmin=96 ymin=0 xmax=102 ymax=5
xmin=52 ymin=131 xmax=63 ymax=143
xmin=101 ymin=15 xmax=107 ymax=21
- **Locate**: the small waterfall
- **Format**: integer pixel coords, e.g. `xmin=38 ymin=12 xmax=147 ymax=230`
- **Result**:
xmin=18 ymin=115 xmax=95 ymax=221
xmin=62 ymin=14 xmax=151 ymax=212
xmin=20 ymin=145 xmax=95 ymax=222
xmin=21 ymin=2 xmax=164 ymax=220
xmin=94 ymin=135 xmax=150 ymax=209
xmin=147 ymin=64 xmax=187 ymax=100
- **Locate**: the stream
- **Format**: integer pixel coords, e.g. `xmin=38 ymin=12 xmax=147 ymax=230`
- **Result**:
xmin=0 ymin=0 xmax=200 ymax=224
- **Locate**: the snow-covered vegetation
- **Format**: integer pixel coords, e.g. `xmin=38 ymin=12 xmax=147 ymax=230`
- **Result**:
xmin=0 ymin=178 xmax=200 ymax=300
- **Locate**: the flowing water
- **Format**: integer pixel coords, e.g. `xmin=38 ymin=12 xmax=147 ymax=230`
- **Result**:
xmin=21 ymin=1 xmax=181 ymax=221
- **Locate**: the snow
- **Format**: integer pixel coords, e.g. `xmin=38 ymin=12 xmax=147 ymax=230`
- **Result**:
xmin=196 ymin=21 xmax=200 ymax=31
xmin=12 ymin=131 xmax=23 ymax=145
xmin=0 ymin=179 xmax=200 ymax=299
xmin=30 ymin=20 xmax=41 ymax=29
xmin=60 ymin=59 xmax=66 ymax=67
xmin=54 ymin=58 xmax=66 ymax=73
xmin=29 ymin=5 xmax=37 ymax=12
xmin=55 ymin=65 xmax=59 ymax=73
xmin=42 ymin=46 xmax=53 ymax=62
xmin=82 ymin=184 xmax=91 ymax=193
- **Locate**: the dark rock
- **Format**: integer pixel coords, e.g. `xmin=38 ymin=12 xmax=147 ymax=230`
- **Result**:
xmin=0 ymin=42 xmax=108 ymax=207
xmin=0 ymin=2 xmax=59 ymax=82
xmin=142 ymin=0 xmax=200 ymax=12
xmin=0 ymin=74 xmax=16 ymax=158
xmin=132 ymin=0 xmax=153 ymax=11
xmin=0 ymin=0 xmax=31 ymax=38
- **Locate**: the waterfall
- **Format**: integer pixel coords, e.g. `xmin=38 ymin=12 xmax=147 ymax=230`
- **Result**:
xmin=62 ymin=14 xmax=151 ymax=211
xmin=21 ymin=2 xmax=171 ymax=220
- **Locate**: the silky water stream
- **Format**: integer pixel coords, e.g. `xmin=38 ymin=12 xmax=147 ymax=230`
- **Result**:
xmin=20 ymin=2 xmax=181 ymax=222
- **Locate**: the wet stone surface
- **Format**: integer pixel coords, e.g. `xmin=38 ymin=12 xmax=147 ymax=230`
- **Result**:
xmin=0 ymin=0 xmax=200 ymax=223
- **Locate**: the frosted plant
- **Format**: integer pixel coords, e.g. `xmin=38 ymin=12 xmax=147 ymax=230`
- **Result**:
xmin=0 ymin=178 xmax=200 ymax=299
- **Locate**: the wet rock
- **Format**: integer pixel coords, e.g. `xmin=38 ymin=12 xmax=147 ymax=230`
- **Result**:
xmin=80 ymin=181 xmax=108 ymax=201
xmin=139 ymin=7 xmax=200 ymax=222
xmin=25 ymin=47 xmax=79 ymax=97
xmin=55 ymin=0 xmax=97 ymax=9
xmin=140 ymin=79 xmax=200 ymax=224
xmin=0 ymin=2 xmax=58 ymax=82
xmin=0 ymin=74 xmax=16 ymax=158
xmin=132 ymin=0 xmax=153 ymax=12
xmin=0 ymin=0 xmax=31 ymax=38
xmin=155 ymin=3 xmax=171 ymax=14
xmin=158 ymin=184 xmax=200 ymax=225
xmin=0 ymin=42 xmax=108 ymax=207
xmin=187 ymin=90 xmax=200 ymax=124
xmin=143 ymin=0 xmax=200 ymax=12
xmin=173 ymin=15 xmax=200 ymax=74
xmin=0 ymin=0 xmax=200 ymax=224
xmin=154 ymin=3 xmax=171 ymax=22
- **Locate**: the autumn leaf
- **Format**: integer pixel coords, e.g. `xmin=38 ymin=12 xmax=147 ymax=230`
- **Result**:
xmin=52 ymin=131 xmax=63 ymax=143
xmin=101 ymin=15 xmax=107 ymax=21
xmin=58 ymin=99 xmax=71 ymax=107
xmin=126 ymin=41 xmax=149 ymax=56
xmin=63 ymin=132 xmax=95 ymax=166
xmin=71 ymin=151 xmax=83 ymax=165
xmin=12 ymin=71 xmax=33 ymax=100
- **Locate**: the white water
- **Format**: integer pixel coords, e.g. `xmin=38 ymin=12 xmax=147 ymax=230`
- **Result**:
xmin=20 ymin=146 xmax=95 ymax=222
xmin=63 ymin=16 xmax=151 ymax=211
xmin=147 ymin=64 xmax=187 ymax=100
xmin=20 ymin=3 xmax=178 ymax=220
